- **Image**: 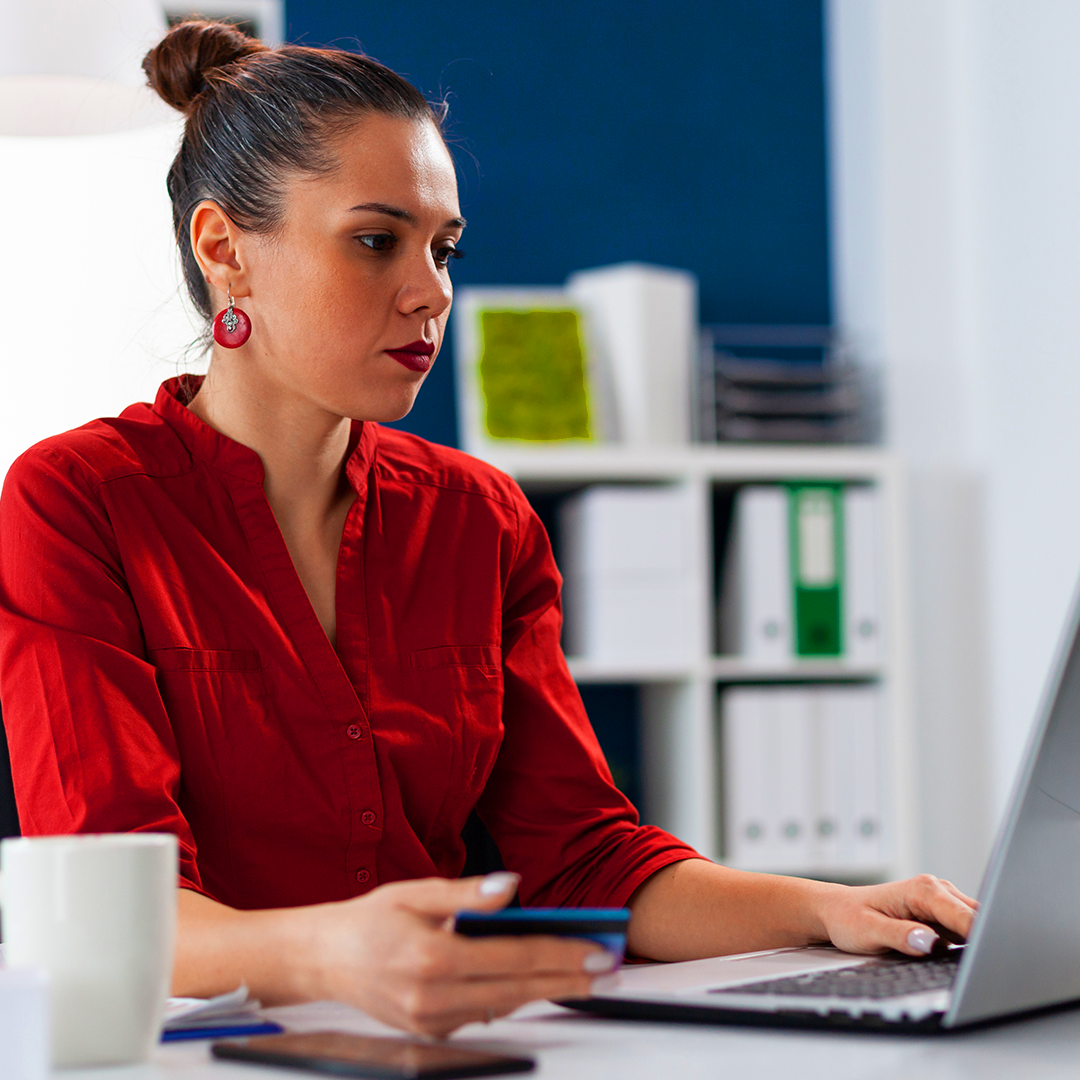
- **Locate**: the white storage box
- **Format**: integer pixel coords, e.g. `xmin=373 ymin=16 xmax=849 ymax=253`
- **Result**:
xmin=559 ymin=484 xmax=702 ymax=664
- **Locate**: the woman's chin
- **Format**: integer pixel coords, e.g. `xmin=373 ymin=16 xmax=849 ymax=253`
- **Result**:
xmin=347 ymin=390 xmax=422 ymax=425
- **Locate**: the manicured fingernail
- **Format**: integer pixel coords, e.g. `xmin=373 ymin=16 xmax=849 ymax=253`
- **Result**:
xmin=907 ymin=928 xmax=937 ymax=954
xmin=583 ymin=950 xmax=618 ymax=974
xmin=479 ymin=872 xmax=520 ymax=896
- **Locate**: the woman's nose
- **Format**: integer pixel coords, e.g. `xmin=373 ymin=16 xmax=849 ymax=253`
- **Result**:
xmin=397 ymin=251 xmax=452 ymax=317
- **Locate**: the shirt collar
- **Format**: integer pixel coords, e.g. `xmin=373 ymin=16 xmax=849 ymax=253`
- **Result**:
xmin=153 ymin=375 xmax=378 ymax=491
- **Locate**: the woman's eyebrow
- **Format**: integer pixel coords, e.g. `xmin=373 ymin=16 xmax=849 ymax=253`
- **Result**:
xmin=346 ymin=201 xmax=466 ymax=229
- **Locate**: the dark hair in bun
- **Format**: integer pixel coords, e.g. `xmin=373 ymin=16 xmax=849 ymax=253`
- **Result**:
xmin=143 ymin=20 xmax=441 ymax=321
xmin=143 ymin=19 xmax=267 ymax=112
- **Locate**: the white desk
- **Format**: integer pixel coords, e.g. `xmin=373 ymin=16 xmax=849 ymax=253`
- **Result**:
xmin=60 ymin=996 xmax=1080 ymax=1080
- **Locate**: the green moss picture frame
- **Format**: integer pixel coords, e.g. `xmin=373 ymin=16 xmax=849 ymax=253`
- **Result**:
xmin=454 ymin=288 xmax=604 ymax=454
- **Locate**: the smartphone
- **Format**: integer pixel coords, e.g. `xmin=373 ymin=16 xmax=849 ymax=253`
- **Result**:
xmin=453 ymin=907 xmax=630 ymax=959
xmin=211 ymin=1031 xmax=535 ymax=1079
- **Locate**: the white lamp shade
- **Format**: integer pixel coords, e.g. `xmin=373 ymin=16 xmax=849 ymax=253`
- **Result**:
xmin=0 ymin=120 xmax=202 ymax=480
xmin=0 ymin=2 xmax=203 ymax=479
xmin=0 ymin=0 xmax=172 ymax=135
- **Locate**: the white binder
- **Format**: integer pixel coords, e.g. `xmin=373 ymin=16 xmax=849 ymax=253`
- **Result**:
xmin=809 ymin=688 xmax=843 ymax=868
xmin=849 ymin=685 xmax=886 ymax=867
xmin=772 ymin=688 xmax=814 ymax=872
xmin=843 ymin=486 xmax=883 ymax=664
xmin=721 ymin=687 xmax=773 ymax=869
xmin=817 ymin=685 xmax=885 ymax=870
xmin=723 ymin=684 xmax=886 ymax=874
xmin=724 ymin=686 xmax=813 ymax=872
xmin=719 ymin=486 xmax=792 ymax=663
xmin=814 ymin=687 xmax=856 ymax=869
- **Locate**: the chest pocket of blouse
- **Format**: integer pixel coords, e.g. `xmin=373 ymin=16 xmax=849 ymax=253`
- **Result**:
xmin=405 ymin=645 xmax=504 ymax=806
xmin=150 ymin=647 xmax=262 ymax=675
xmin=148 ymin=647 xmax=269 ymax=742
xmin=409 ymin=645 xmax=501 ymax=672
xmin=148 ymin=647 xmax=272 ymax=760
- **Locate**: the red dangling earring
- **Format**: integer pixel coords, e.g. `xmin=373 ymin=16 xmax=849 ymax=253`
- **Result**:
xmin=213 ymin=287 xmax=251 ymax=348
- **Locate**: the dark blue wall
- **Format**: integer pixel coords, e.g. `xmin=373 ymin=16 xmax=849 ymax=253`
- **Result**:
xmin=286 ymin=1 xmax=830 ymax=447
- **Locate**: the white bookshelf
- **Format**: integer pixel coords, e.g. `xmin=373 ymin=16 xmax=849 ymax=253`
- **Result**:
xmin=479 ymin=443 xmax=917 ymax=883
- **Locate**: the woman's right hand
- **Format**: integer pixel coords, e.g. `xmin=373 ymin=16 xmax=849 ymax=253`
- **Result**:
xmin=295 ymin=872 xmax=616 ymax=1036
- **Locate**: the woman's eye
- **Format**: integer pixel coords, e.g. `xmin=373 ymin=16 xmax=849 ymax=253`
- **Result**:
xmin=357 ymin=233 xmax=397 ymax=252
xmin=435 ymin=246 xmax=465 ymax=268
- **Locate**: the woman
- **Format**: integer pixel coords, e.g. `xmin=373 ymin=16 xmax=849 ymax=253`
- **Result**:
xmin=0 ymin=20 xmax=975 ymax=1037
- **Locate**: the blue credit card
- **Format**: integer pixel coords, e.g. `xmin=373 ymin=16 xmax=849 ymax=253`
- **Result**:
xmin=453 ymin=908 xmax=630 ymax=959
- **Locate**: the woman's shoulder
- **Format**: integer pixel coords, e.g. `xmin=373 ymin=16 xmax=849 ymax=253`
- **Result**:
xmin=373 ymin=425 xmax=525 ymax=510
xmin=5 ymin=401 xmax=192 ymax=496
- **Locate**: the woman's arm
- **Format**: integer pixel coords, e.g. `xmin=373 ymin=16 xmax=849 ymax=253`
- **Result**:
xmin=179 ymin=859 xmax=976 ymax=1037
xmin=627 ymin=859 xmax=978 ymax=961
xmin=176 ymin=872 xmax=617 ymax=1037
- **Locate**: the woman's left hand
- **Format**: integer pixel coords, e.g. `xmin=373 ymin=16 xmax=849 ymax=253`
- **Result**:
xmin=627 ymin=860 xmax=979 ymax=962
xmin=814 ymin=874 xmax=979 ymax=956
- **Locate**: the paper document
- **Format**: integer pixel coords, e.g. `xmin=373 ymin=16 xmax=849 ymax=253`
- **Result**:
xmin=164 ymin=985 xmax=259 ymax=1028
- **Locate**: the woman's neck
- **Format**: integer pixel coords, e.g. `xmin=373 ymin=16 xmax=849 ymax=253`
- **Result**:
xmin=188 ymin=360 xmax=354 ymax=514
xmin=187 ymin=359 xmax=357 ymax=647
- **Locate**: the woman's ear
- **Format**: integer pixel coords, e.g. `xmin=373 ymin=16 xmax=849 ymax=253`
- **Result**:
xmin=190 ymin=201 xmax=251 ymax=305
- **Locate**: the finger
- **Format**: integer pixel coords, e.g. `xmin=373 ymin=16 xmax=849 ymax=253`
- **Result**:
xmin=939 ymin=878 xmax=980 ymax=911
xmin=439 ymin=933 xmax=618 ymax=979
xmin=396 ymin=970 xmax=598 ymax=1037
xmin=846 ymin=909 xmax=941 ymax=956
xmin=904 ymin=878 xmax=977 ymax=941
xmin=379 ymin=925 xmax=618 ymax=987
xmin=382 ymin=873 xmax=521 ymax=920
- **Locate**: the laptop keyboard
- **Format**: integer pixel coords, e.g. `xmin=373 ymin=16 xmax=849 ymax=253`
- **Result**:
xmin=709 ymin=949 xmax=963 ymax=1001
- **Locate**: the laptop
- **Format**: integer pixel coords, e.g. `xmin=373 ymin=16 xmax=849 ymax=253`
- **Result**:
xmin=570 ymin=581 xmax=1080 ymax=1032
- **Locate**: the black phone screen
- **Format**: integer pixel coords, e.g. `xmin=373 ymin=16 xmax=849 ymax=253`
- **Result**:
xmin=211 ymin=1031 xmax=536 ymax=1079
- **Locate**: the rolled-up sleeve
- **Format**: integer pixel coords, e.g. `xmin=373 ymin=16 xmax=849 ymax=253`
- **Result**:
xmin=477 ymin=496 xmax=702 ymax=907
xmin=0 ymin=445 xmax=206 ymax=894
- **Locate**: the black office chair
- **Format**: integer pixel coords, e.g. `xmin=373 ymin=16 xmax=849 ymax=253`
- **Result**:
xmin=459 ymin=812 xmax=521 ymax=905
xmin=0 ymin=703 xmax=20 ymax=839
xmin=460 ymin=809 xmax=504 ymax=877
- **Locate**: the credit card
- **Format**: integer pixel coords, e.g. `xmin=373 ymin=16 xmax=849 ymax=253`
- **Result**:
xmin=453 ymin=908 xmax=630 ymax=959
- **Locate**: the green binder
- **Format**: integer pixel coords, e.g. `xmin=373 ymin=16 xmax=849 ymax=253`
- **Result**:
xmin=788 ymin=485 xmax=844 ymax=657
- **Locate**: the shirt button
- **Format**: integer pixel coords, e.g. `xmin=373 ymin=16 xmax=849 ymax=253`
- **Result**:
xmin=355 ymin=868 xmax=371 ymax=884
xmin=361 ymin=810 xmax=377 ymax=826
xmin=346 ymin=724 xmax=363 ymax=740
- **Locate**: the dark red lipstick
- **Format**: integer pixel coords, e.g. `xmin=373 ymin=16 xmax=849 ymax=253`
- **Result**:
xmin=387 ymin=340 xmax=436 ymax=372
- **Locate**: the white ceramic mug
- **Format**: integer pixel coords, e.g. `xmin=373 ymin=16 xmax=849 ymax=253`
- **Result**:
xmin=0 ymin=833 xmax=177 ymax=1067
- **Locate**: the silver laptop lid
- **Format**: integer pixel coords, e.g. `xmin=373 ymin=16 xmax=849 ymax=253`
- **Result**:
xmin=946 ymin=577 xmax=1080 ymax=1027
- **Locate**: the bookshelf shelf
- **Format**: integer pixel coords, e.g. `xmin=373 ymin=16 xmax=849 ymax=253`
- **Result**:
xmin=477 ymin=443 xmax=916 ymax=882
xmin=708 ymin=658 xmax=885 ymax=682
xmin=566 ymin=657 xmax=884 ymax=683
xmin=566 ymin=659 xmax=696 ymax=683
xmin=484 ymin=444 xmax=891 ymax=484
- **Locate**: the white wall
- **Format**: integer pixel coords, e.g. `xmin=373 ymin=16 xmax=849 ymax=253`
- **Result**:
xmin=0 ymin=118 xmax=200 ymax=479
xmin=966 ymin=2 xmax=1080 ymax=811
xmin=827 ymin=0 xmax=1080 ymax=892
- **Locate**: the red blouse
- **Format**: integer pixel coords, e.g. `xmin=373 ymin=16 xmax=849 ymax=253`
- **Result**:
xmin=0 ymin=377 xmax=698 ymax=910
